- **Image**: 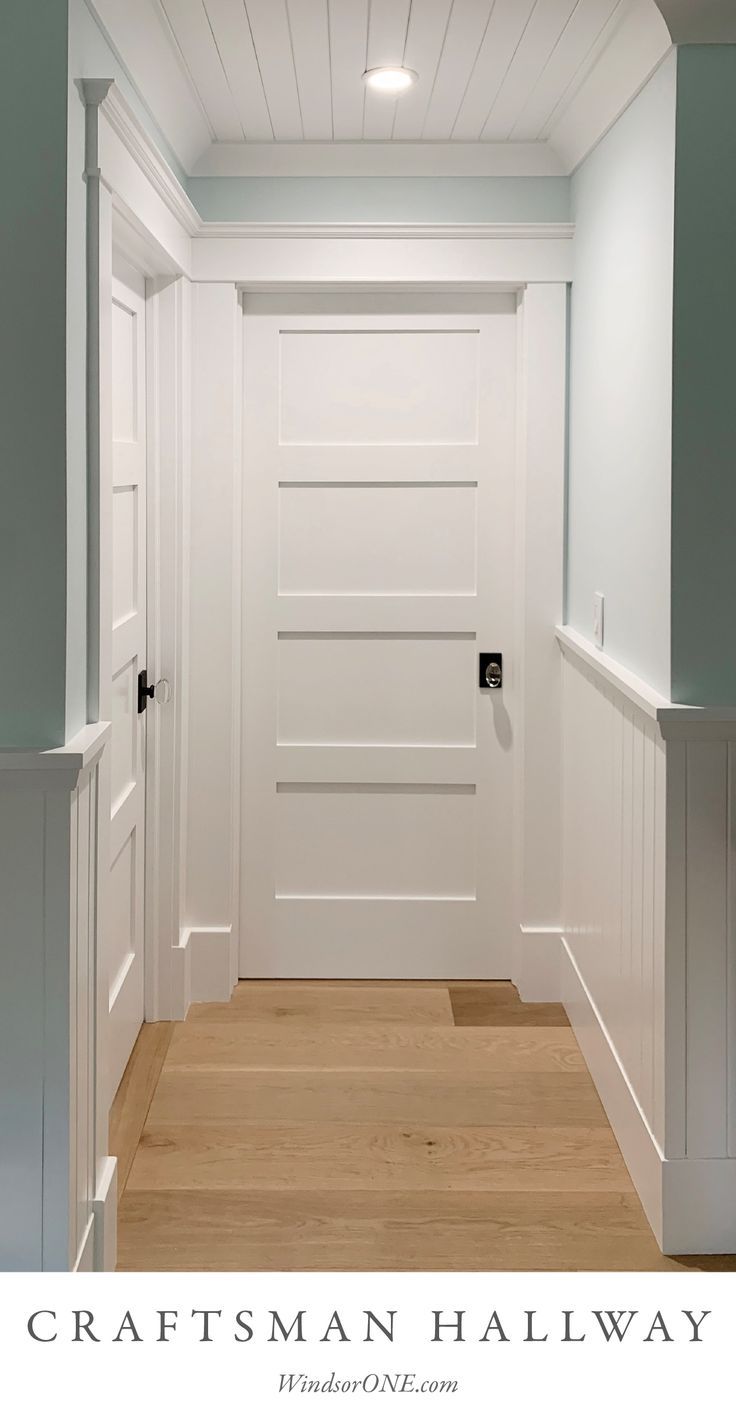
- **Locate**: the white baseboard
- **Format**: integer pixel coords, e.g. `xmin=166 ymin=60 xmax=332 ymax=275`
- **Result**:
xmin=91 ymin=1155 xmax=118 ymax=1272
xmin=73 ymin=1218 xmax=95 ymax=1272
xmin=663 ymin=1158 xmax=736 ymax=1256
xmin=561 ymin=937 xmax=664 ymax=1245
xmin=512 ymin=926 xmax=562 ymax=1002
xmin=173 ymin=926 xmax=236 ymax=1017
xmin=562 ymin=938 xmax=736 ymax=1255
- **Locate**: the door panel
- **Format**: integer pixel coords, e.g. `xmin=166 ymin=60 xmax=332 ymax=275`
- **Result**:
xmin=242 ymin=304 xmax=516 ymax=978
xmin=107 ymin=268 xmax=147 ymax=1101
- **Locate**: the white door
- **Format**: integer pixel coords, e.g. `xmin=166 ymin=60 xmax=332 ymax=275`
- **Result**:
xmin=242 ymin=300 xmax=517 ymax=978
xmin=107 ymin=265 xmax=147 ymax=1100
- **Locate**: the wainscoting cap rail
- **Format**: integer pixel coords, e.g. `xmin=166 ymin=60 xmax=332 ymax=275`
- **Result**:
xmin=0 ymin=721 xmax=111 ymax=774
xmin=555 ymin=626 xmax=736 ymax=738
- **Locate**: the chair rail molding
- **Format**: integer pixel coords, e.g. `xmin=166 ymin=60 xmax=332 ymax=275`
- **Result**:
xmin=558 ymin=626 xmax=736 ymax=1252
xmin=0 ymin=724 xmax=117 ymax=1271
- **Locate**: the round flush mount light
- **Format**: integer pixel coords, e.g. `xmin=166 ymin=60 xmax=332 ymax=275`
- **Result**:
xmin=362 ymin=66 xmax=418 ymax=95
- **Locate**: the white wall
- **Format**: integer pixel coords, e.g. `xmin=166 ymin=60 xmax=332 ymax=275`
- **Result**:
xmin=566 ymin=53 xmax=676 ymax=698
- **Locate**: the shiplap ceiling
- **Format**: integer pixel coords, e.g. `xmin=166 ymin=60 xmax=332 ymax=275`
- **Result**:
xmin=156 ymin=0 xmax=628 ymax=144
xmin=89 ymin=0 xmax=675 ymax=173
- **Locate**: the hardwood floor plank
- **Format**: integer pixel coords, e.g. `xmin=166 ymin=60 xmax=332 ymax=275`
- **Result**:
xmin=127 ymin=1122 xmax=631 ymax=1193
xmin=450 ymin=984 xmax=568 ymax=1028
xmin=190 ymin=983 xmax=454 ymax=1026
xmin=109 ymin=1022 xmax=175 ymax=1195
xmin=148 ymin=1067 xmax=607 ymax=1128
xmin=118 ymin=979 xmax=705 ymax=1271
xmin=117 ymin=1189 xmax=677 ymax=1272
xmin=165 ymin=1021 xmax=585 ymax=1073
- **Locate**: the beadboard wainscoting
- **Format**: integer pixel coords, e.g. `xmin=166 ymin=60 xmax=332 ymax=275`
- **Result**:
xmin=558 ymin=626 xmax=736 ymax=1253
xmin=0 ymin=726 xmax=117 ymax=1271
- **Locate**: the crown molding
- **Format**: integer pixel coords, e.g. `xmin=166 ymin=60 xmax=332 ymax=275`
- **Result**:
xmin=92 ymin=84 xmax=575 ymax=249
xmin=196 ymin=221 xmax=575 ymax=242
xmin=547 ymin=0 xmax=672 ymax=173
xmin=190 ymin=140 xmax=566 ymax=179
xmin=100 ymin=83 xmax=200 ymax=235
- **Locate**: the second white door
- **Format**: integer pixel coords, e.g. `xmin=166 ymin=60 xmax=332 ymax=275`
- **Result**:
xmin=242 ymin=300 xmax=517 ymax=978
xmin=107 ymin=264 xmax=147 ymax=1101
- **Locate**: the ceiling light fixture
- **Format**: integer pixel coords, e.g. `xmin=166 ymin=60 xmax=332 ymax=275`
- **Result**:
xmin=362 ymin=66 xmax=417 ymax=95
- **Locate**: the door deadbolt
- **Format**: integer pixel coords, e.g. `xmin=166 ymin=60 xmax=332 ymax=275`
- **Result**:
xmin=479 ymin=653 xmax=503 ymax=690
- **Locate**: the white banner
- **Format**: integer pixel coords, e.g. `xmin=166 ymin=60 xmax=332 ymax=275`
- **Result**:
xmin=2 ymin=1270 xmax=731 ymax=1412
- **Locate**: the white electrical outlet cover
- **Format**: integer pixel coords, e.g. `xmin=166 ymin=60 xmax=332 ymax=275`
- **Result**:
xmin=593 ymin=592 xmax=604 ymax=649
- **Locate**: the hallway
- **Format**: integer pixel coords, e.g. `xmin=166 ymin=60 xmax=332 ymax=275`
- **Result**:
xmin=113 ymin=981 xmax=692 ymax=1272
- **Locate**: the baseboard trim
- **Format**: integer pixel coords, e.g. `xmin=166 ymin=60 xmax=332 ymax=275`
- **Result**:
xmin=513 ymin=926 xmax=562 ymax=1002
xmin=561 ymin=937 xmax=665 ymax=1246
xmin=663 ymin=1157 xmax=736 ymax=1256
xmin=91 ymin=1155 xmax=118 ymax=1272
xmin=173 ymin=926 xmax=236 ymax=1017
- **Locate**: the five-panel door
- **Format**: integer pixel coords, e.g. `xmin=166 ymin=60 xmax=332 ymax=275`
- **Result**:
xmin=241 ymin=302 xmax=517 ymax=978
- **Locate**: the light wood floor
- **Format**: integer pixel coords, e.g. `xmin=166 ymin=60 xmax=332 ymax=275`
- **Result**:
xmin=113 ymin=981 xmax=735 ymax=1271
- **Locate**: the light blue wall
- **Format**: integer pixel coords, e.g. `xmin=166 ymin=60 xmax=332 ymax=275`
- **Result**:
xmin=0 ymin=2 xmax=70 ymax=748
xmin=670 ymin=45 xmax=736 ymax=706
xmin=187 ymin=175 xmax=570 ymax=224
xmin=566 ymin=55 xmax=676 ymax=697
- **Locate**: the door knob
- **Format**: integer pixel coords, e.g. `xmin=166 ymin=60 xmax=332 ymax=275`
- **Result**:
xmin=479 ymin=653 xmax=503 ymax=689
xmin=138 ymin=671 xmax=172 ymax=712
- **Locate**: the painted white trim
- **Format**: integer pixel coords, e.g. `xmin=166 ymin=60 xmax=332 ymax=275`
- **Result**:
xmin=0 ymin=722 xmax=110 ymax=776
xmin=561 ymin=638 xmax=736 ymax=1252
xmin=561 ymin=938 xmax=666 ymax=1246
xmin=514 ymin=929 xmax=563 ymax=1003
xmin=547 ymin=1 xmax=672 ymax=174
xmin=199 ymin=221 xmax=574 ymax=242
xmin=144 ymin=273 xmax=191 ymax=1023
xmin=101 ymin=84 xmax=200 ymax=235
xmin=191 ymin=140 xmax=566 ymax=178
xmin=92 ymin=1155 xmax=118 ymax=1272
xmin=512 ymin=286 xmax=567 ymax=1005
xmin=194 ymin=238 xmax=573 ymax=286
xmin=73 ymin=1218 xmax=96 ymax=1272
xmin=173 ymin=927 xmax=236 ymax=1019
xmin=557 ymin=625 xmax=736 ymax=735
xmin=564 ymin=935 xmax=736 ymax=1255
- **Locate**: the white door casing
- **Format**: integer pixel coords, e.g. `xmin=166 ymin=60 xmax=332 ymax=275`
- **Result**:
xmin=241 ymin=301 xmax=517 ymax=978
xmin=107 ymin=266 xmax=147 ymax=1099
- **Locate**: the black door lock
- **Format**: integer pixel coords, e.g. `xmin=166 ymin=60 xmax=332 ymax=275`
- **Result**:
xmin=137 ymin=669 xmax=155 ymax=714
xmin=479 ymin=653 xmax=503 ymax=689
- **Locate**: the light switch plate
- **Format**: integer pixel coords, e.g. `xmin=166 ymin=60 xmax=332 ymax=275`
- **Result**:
xmin=593 ymin=592 xmax=604 ymax=649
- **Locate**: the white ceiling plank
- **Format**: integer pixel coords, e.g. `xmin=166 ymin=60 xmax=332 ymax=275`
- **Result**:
xmin=451 ymin=0 xmax=536 ymax=140
xmin=391 ymin=0 xmax=454 ymax=141
xmin=482 ymin=0 xmax=582 ymax=141
xmin=547 ymin=0 xmax=670 ymax=169
xmin=287 ymin=0 xmax=333 ymax=140
xmin=160 ymin=0 xmax=245 ymax=140
xmin=510 ymin=0 xmax=621 ymax=140
xmin=245 ymin=0 xmax=303 ymax=140
xmin=362 ymin=0 xmax=411 ymax=140
xmin=91 ymin=0 xmax=213 ymax=168
xmin=421 ymin=0 xmax=495 ymax=141
xmin=328 ymin=0 xmax=370 ymax=140
xmin=203 ymin=0 xmax=273 ymax=140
